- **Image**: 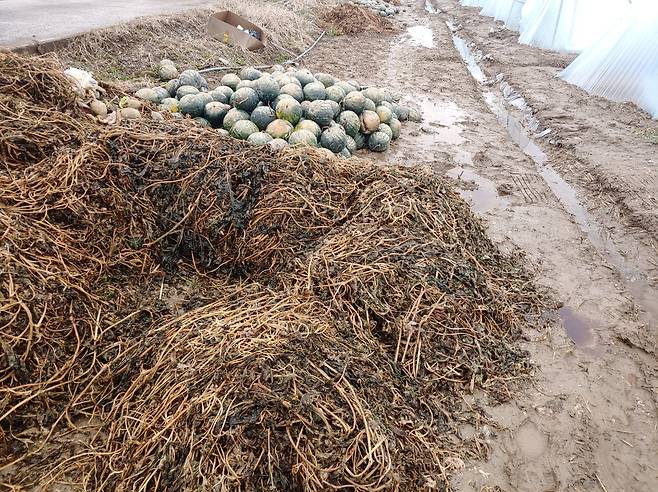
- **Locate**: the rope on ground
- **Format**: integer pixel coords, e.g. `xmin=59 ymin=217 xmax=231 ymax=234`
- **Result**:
xmin=199 ymin=31 xmax=325 ymax=74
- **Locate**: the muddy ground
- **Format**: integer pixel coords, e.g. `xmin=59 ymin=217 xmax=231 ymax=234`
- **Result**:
xmin=306 ymin=0 xmax=657 ymax=490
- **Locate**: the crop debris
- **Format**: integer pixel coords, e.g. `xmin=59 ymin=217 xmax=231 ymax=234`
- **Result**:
xmin=0 ymin=52 xmax=543 ymax=491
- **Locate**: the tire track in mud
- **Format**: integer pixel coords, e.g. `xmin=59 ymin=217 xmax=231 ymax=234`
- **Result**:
xmin=446 ymin=0 xmax=658 ymax=295
xmin=510 ymin=173 xmax=549 ymax=203
xmin=380 ymin=18 xmax=614 ymax=492
xmin=448 ymin=25 xmax=658 ymax=336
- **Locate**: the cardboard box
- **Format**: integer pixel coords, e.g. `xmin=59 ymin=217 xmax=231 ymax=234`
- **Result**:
xmin=208 ymin=11 xmax=267 ymax=51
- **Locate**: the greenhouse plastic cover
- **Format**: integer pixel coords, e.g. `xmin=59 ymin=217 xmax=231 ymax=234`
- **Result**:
xmin=560 ymin=1 xmax=658 ymax=119
xmin=519 ymin=0 xmax=633 ymax=53
xmin=479 ymin=0 xmax=526 ymax=31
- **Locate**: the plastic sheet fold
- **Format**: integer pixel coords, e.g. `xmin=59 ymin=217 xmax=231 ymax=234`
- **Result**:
xmin=519 ymin=0 xmax=632 ymax=53
xmin=480 ymin=0 xmax=526 ymax=31
xmin=560 ymin=2 xmax=658 ymax=118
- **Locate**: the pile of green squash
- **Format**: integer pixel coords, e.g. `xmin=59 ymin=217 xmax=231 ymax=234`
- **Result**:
xmin=351 ymin=0 xmax=400 ymax=17
xmin=134 ymin=60 xmax=421 ymax=157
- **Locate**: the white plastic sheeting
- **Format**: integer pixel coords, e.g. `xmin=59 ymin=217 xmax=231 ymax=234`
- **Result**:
xmin=519 ymin=0 xmax=632 ymax=53
xmin=460 ymin=0 xmax=486 ymax=7
xmin=64 ymin=67 xmax=99 ymax=97
xmin=560 ymin=2 xmax=658 ymax=118
xmin=479 ymin=0 xmax=526 ymax=31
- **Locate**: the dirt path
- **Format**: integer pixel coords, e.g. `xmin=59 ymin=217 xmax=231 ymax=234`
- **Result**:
xmin=308 ymin=1 xmax=658 ymax=490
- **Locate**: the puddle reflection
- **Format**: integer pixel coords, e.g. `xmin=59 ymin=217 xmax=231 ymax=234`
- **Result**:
xmin=558 ymin=306 xmax=595 ymax=348
xmin=404 ymin=26 xmax=435 ymax=48
xmin=446 ymin=166 xmax=506 ymax=213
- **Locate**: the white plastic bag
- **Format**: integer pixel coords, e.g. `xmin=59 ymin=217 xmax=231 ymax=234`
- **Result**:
xmin=559 ymin=1 xmax=658 ymax=118
xmin=64 ymin=67 xmax=99 ymax=96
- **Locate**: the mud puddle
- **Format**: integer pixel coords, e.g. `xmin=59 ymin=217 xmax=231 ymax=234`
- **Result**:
xmin=558 ymin=306 xmax=596 ymax=348
xmin=367 ymin=95 xmax=474 ymax=167
xmin=417 ymin=98 xmax=468 ymax=146
xmin=446 ymin=166 xmax=507 ymax=213
xmin=404 ymin=26 xmax=435 ymax=48
xmin=403 ymin=98 xmax=508 ymax=213
xmin=450 ymin=33 xmax=486 ymax=83
xmin=449 ymin=26 xmax=658 ymax=329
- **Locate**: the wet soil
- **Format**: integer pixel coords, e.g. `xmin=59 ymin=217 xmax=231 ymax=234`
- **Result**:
xmin=306 ymin=1 xmax=658 ymax=490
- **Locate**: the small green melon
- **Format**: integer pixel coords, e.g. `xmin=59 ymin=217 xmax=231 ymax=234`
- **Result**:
xmin=377 ymin=123 xmax=393 ymax=139
xmin=266 ymin=119 xmax=294 ymax=140
xmin=353 ymin=132 xmax=367 ymax=150
xmin=306 ymin=100 xmax=335 ymax=128
xmin=314 ymin=72 xmax=336 ymax=88
xmin=325 ymin=85 xmax=346 ymax=103
xmin=239 ymin=67 xmax=262 ymax=81
xmin=320 ymin=125 xmax=347 ymax=154
xmin=335 ymin=81 xmax=357 ymax=94
xmin=230 ymin=87 xmax=260 ymax=112
xmin=230 ymin=120 xmax=259 ymax=140
xmin=303 ymin=82 xmax=326 ymax=101
xmin=134 ymin=87 xmax=158 ymax=103
xmin=254 ymin=76 xmax=280 ymax=103
xmin=213 ymin=86 xmax=234 ymax=100
xmin=368 ymin=131 xmax=390 ymax=152
xmin=294 ymin=69 xmax=316 ymax=86
xmin=280 ymin=83 xmax=305 ymax=102
xmin=337 ymin=111 xmax=360 ymax=137
xmin=288 ymin=129 xmax=318 ymax=147
xmin=247 ymin=132 xmax=274 ymax=145
xmin=176 ymin=85 xmax=199 ymax=99
xmin=179 ymin=69 xmax=207 ymax=90
xmin=342 ymin=91 xmax=367 ymax=114
xmin=204 ymin=102 xmax=231 ymax=128
xmin=295 ymin=119 xmax=322 ymax=139
xmin=275 ymin=98 xmax=303 ymax=125
xmin=223 ymin=108 xmax=250 ymax=131
xmin=389 ymin=118 xmax=401 ymax=140
xmin=208 ymin=90 xmax=229 ymax=104
xmin=250 ymin=106 xmax=277 ymax=130
xmin=376 ymin=105 xmax=393 ymax=124
xmin=179 ymin=94 xmax=206 ymax=117
xmin=221 ymin=73 xmax=241 ymax=90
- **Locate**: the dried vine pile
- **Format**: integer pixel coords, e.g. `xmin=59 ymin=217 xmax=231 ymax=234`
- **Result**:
xmin=0 ymin=52 xmax=542 ymax=491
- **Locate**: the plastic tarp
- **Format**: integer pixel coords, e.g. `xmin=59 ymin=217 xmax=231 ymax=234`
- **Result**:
xmin=519 ymin=0 xmax=632 ymax=53
xmin=460 ymin=0 xmax=486 ymax=7
xmin=479 ymin=0 xmax=526 ymax=31
xmin=560 ymin=1 xmax=658 ymax=119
